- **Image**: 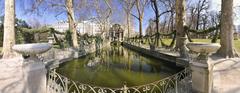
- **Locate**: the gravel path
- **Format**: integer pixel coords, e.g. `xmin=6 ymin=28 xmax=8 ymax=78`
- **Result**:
xmin=212 ymin=57 xmax=240 ymax=93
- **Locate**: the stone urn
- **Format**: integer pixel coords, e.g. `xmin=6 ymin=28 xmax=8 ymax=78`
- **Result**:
xmin=48 ymin=37 xmax=54 ymax=44
xmin=187 ymin=42 xmax=220 ymax=61
xmin=12 ymin=43 xmax=52 ymax=62
xmin=234 ymin=32 xmax=239 ymax=40
xmin=149 ymin=44 xmax=155 ymax=51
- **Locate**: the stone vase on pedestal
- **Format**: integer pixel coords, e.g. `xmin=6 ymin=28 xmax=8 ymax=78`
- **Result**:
xmin=187 ymin=42 xmax=220 ymax=93
xmin=48 ymin=37 xmax=54 ymax=44
xmin=12 ymin=43 xmax=52 ymax=93
xmin=149 ymin=44 xmax=155 ymax=51
xmin=234 ymin=32 xmax=239 ymax=40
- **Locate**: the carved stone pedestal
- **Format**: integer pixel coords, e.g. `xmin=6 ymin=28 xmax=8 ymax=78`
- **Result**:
xmin=69 ymin=48 xmax=81 ymax=58
xmin=23 ymin=62 xmax=47 ymax=93
xmin=191 ymin=60 xmax=213 ymax=93
xmin=187 ymin=42 xmax=220 ymax=93
xmin=12 ymin=43 xmax=52 ymax=93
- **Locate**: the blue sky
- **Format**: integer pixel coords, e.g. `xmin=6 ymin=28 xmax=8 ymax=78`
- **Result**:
xmin=0 ymin=0 xmax=239 ymax=34
xmin=211 ymin=0 xmax=240 ymax=25
xmin=0 ymin=0 xmax=154 ymax=34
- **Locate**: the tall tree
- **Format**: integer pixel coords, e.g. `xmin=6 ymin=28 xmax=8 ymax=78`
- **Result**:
xmin=150 ymin=0 xmax=160 ymax=46
xmin=150 ymin=0 xmax=171 ymax=46
xmin=92 ymin=0 xmax=112 ymax=36
xmin=66 ymin=0 xmax=78 ymax=48
xmin=24 ymin=0 xmax=80 ymax=48
xmin=175 ymin=0 xmax=188 ymax=58
xmin=131 ymin=0 xmax=148 ymax=38
xmin=216 ymin=0 xmax=238 ymax=58
xmin=2 ymin=0 xmax=16 ymax=58
xmin=120 ymin=0 xmax=135 ymax=39
xmin=195 ymin=0 xmax=209 ymax=30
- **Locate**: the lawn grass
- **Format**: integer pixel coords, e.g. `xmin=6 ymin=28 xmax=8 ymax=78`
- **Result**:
xmin=162 ymin=39 xmax=240 ymax=52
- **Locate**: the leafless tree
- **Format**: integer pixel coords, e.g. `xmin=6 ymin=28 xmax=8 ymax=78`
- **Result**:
xmin=119 ymin=0 xmax=135 ymax=39
xmin=187 ymin=0 xmax=209 ymax=30
xmin=27 ymin=17 xmax=43 ymax=28
xmin=22 ymin=0 xmax=90 ymax=48
xmin=150 ymin=0 xmax=173 ymax=46
xmin=91 ymin=0 xmax=112 ymax=36
xmin=131 ymin=0 xmax=148 ymax=38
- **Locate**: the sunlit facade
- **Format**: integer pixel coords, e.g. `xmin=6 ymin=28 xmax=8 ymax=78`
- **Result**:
xmin=50 ymin=20 xmax=101 ymax=36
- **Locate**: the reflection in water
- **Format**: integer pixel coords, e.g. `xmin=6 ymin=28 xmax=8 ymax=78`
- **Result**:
xmin=57 ymin=46 xmax=182 ymax=88
xmin=86 ymin=57 xmax=102 ymax=67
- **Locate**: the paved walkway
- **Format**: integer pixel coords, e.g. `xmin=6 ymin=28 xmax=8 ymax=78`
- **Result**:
xmin=211 ymin=57 xmax=240 ymax=93
xmin=0 ymin=57 xmax=25 ymax=93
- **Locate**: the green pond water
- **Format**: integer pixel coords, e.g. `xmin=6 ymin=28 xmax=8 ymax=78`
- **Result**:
xmin=56 ymin=46 xmax=182 ymax=88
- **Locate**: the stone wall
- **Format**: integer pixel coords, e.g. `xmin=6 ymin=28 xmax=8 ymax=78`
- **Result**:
xmin=122 ymin=42 xmax=189 ymax=66
xmin=41 ymin=40 xmax=110 ymax=69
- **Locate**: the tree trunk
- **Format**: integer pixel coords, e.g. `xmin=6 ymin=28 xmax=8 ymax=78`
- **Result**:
xmin=196 ymin=10 xmax=200 ymax=30
xmin=66 ymin=0 xmax=79 ymax=49
xmin=139 ymin=17 xmax=143 ymax=37
xmin=175 ymin=0 xmax=188 ymax=58
xmin=216 ymin=0 xmax=238 ymax=58
xmin=127 ymin=12 xmax=131 ymax=39
xmin=152 ymin=0 xmax=160 ymax=47
xmin=175 ymin=0 xmax=186 ymax=49
xmin=2 ymin=0 xmax=16 ymax=59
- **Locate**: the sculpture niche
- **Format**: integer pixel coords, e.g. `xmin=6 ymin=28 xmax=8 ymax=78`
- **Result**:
xmin=109 ymin=24 xmax=124 ymax=42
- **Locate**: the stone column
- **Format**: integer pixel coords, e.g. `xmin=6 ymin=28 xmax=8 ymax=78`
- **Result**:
xmin=23 ymin=62 xmax=47 ymax=93
xmin=186 ymin=43 xmax=220 ymax=93
xmin=191 ymin=58 xmax=213 ymax=93
xmin=69 ymin=48 xmax=81 ymax=58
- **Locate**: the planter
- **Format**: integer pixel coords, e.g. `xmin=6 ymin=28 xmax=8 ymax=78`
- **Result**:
xmin=150 ymin=45 xmax=155 ymax=51
xmin=12 ymin=43 xmax=52 ymax=62
xmin=48 ymin=37 xmax=54 ymax=44
xmin=186 ymin=42 xmax=220 ymax=60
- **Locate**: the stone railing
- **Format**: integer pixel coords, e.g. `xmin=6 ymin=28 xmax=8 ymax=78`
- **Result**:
xmin=47 ymin=67 xmax=191 ymax=93
xmin=38 ymin=48 xmax=73 ymax=63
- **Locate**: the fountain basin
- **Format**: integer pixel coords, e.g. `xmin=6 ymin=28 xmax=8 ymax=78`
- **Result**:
xmin=57 ymin=46 xmax=183 ymax=88
xmin=12 ymin=43 xmax=52 ymax=55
